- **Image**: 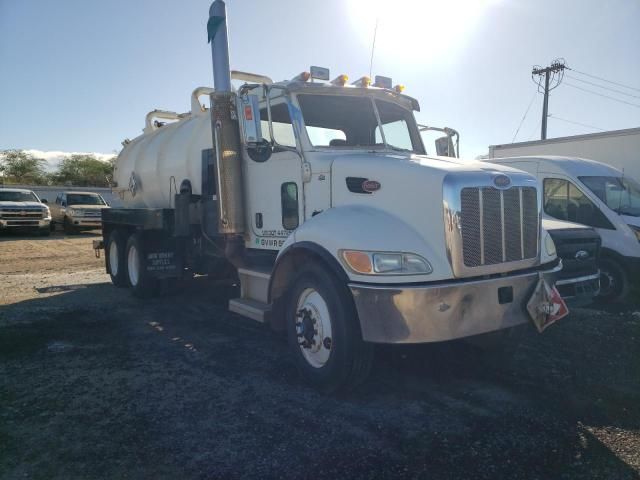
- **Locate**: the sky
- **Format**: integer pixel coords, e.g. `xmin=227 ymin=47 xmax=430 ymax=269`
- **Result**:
xmin=0 ymin=0 xmax=639 ymax=160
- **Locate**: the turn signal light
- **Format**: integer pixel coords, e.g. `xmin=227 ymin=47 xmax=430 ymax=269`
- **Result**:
xmin=341 ymin=250 xmax=373 ymax=274
xmin=352 ymin=76 xmax=371 ymax=88
xmin=331 ymin=74 xmax=349 ymax=86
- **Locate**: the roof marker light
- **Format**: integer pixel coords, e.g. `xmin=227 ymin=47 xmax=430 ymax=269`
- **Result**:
xmin=293 ymin=71 xmax=311 ymax=82
xmin=373 ymin=75 xmax=393 ymax=89
xmin=394 ymin=84 xmax=405 ymax=93
xmin=352 ymin=76 xmax=371 ymax=88
xmin=331 ymin=74 xmax=349 ymax=86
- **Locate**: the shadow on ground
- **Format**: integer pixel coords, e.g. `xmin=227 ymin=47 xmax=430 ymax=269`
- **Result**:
xmin=1 ymin=277 xmax=639 ymax=479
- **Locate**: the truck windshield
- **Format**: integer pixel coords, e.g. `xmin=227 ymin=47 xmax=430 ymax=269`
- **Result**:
xmin=296 ymin=94 xmax=424 ymax=154
xmin=580 ymin=176 xmax=640 ymax=217
xmin=67 ymin=194 xmax=105 ymax=206
xmin=0 ymin=191 xmax=38 ymax=202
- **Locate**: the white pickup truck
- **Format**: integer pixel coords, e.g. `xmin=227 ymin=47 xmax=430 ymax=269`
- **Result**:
xmin=0 ymin=188 xmax=51 ymax=236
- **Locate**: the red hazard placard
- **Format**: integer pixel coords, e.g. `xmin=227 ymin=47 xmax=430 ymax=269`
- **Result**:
xmin=527 ymin=279 xmax=569 ymax=333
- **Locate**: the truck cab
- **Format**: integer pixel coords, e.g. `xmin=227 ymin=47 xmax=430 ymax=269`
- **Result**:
xmin=485 ymin=156 xmax=640 ymax=301
xmin=97 ymin=0 xmax=567 ymax=391
xmin=0 ymin=188 xmax=51 ymax=236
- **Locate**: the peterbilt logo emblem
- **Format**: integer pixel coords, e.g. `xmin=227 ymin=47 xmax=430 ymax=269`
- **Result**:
xmin=362 ymin=180 xmax=381 ymax=193
xmin=493 ymin=174 xmax=511 ymax=189
xmin=575 ymin=250 xmax=590 ymax=261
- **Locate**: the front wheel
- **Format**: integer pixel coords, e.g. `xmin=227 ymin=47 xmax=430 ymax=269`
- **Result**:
xmin=598 ymin=258 xmax=629 ymax=302
xmin=286 ymin=261 xmax=373 ymax=392
xmin=63 ymin=218 xmax=76 ymax=235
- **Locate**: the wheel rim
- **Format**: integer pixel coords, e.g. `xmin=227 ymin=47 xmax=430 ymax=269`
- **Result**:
xmin=109 ymin=241 xmax=119 ymax=276
xmin=295 ymin=288 xmax=333 ymax=369
xmin=599 ymin=269 xmax=616 ymax=296
xmin=127 ymin=244 xmax=140 ymax=286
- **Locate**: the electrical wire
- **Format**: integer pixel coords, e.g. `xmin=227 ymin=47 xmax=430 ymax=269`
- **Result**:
xmin=512 ymin=90 xmax=538 ymax=142
xmin=567 ymin=67 xmax=640 ymax=93
xmin=564 ymin=82 xmax=640 ymax=109
xmin=565 ymin=74 xmax=640 ymax=100
xmin=548 ymin=114 xmax=605 ymax=131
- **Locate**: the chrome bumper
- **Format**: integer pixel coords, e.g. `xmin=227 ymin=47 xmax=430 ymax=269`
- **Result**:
xmin=69 ymin=216 xmax=102 ymax=227
xmin=350 ymin=262 xmax=562 ymax=344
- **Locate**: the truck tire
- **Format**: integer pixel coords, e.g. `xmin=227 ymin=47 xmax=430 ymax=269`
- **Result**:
xmin=125 ymin=232 xmax=158 ymax=298
xmin=63 ymin=218 xmax=76 ymax=235
xmin=598 ymin=258 xmax=629 ymax=303
xmin=107 ymin=230 xmax=127 ymax=287
xmin=286 ymin=261 xmax=373 ymax=392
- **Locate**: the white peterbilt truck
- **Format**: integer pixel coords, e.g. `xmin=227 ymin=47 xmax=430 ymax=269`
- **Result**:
xmin=96 ymin=0 xmax=566 ymax=390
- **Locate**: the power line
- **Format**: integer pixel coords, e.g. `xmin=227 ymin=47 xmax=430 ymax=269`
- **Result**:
xmin=567 ymin=67 xmax=640 ymax=93
xmin=512 ymin=90 xmax=538 ymax=142
xmin=565 ymin=74 xmax=640 ymax=100
xmin=548 ymin=114 xmax=605 ymax=131
xmin=564 ymin=81 xmax=640 ymax=109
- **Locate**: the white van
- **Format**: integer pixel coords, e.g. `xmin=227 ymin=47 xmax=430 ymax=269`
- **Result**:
xmin=484 ymin=156 xmax=640 ymax=301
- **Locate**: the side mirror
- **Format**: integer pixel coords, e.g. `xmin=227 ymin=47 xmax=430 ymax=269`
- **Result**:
xmin=240 ymin=93 xmax=272 ymax=163
xmin=435 ymin=136 xmax=454 ymax=157
xmin=41 ymin=198 xmax=48 ymax=204
xmin=61 ymin=201 xmax=66 ymax=207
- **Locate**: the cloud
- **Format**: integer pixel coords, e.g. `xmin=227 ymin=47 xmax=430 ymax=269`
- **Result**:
xmin=23 ymin=149 xmax=116 ymax=172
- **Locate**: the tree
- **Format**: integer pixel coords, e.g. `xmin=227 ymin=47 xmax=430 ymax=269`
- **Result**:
xmin=0 ymin=150 xmax=48 ymax=185
xmin=53 ymin=154 xmax=115 ymax=187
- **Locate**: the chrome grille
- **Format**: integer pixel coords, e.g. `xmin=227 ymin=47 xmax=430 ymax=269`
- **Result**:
xmin=460 ymin=186 xmax=538 ymax=268
xmin=0 ymin=209 xmax=44 ymax=219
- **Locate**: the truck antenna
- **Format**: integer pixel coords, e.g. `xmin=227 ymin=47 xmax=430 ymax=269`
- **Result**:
xmin=368 ymin=17 xmax=378 ymax=78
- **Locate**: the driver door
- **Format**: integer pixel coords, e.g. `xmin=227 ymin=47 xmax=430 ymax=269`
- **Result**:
xmin=243 ymin=86 xmax=303 ymax=251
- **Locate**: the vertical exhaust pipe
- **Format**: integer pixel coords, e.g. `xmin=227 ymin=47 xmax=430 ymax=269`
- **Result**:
xmin=207 ymin=0 xmax=245 ymax=236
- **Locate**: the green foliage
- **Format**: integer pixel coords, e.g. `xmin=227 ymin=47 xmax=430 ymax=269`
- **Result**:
xmin=52 ymin=154 xmax=114 ymax=187
xmin=0 ymin=150 xmax=48 ymax=185
xmin=0 ymin=150 xmax=116 ymax=187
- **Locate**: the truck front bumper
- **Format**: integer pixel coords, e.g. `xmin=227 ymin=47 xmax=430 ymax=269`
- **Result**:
xmin=350 ymin=261 xmax=562 ymax=344
xmin=0 ymin=218 xmax=50 ymax=229
xmin=555 ymin=272 xmax=600 ymax=307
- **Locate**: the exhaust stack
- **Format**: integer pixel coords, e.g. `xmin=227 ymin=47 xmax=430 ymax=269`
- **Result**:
xmin=207 ymin=0 xmax=245 ymax=236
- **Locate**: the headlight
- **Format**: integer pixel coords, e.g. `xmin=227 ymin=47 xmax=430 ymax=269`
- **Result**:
xmin=341 ymin=250 xmax=433 ymax=275
xmin=544 ymin=232 xmax=557 ymax=257
xmin=67 ymin=208 xmax=77 ymax=216
xmin=630 ymin=225 xmax=640 ymax=243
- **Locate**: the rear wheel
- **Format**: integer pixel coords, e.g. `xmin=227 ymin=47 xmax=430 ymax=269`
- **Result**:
xmin=107 ymin=230 xmax=127 ymax=287
xmin=286 ymin=261 xmax=373 ymax=392
xmin=598 ymin=258 xmax=629 ymax=302
xmin=125 ymin=233 xmax=158 ymax=298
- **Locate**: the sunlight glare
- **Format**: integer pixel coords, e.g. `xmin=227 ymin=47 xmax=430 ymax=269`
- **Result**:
xmin=347 ymin=0 xmax=501 ymax=64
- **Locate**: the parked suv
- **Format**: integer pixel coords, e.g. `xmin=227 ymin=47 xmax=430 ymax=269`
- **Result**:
xmin=0 ymin=188 xmax=51 ymax=236
xmin=50 ymin=191 xmax=109 ymax=234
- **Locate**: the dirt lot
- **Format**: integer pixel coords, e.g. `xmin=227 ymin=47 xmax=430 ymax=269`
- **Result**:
xmin=1 ymin=232 xmax=639 ymax=479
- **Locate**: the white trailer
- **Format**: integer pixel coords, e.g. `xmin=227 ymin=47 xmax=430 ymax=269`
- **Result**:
xmin=95 ymin=0 xmax=566 ymax=391
xmin=489 ymin=127 xmax=640 ymax=181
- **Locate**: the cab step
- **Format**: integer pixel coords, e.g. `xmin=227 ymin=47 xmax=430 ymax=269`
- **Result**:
xmin=228 ymin=266 xmax=273 ymax=323
xmin=229 ymin=298 xmax=271 ymax=323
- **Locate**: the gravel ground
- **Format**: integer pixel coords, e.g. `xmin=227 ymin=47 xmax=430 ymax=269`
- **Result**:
xmin=1 ymin=232 xmax=639 ymax=479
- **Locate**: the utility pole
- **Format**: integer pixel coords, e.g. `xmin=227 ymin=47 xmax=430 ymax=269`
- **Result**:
xmin=532 ymin=60 xmax=567 ymax=140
